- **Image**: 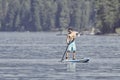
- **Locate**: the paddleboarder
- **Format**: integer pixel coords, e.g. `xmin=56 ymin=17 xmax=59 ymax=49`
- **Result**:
xmin=66 ymin=28 xmax=79 ymax=60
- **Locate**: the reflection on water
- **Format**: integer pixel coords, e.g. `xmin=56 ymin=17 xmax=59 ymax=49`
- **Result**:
xmin=67 ymin=62 xmax=76 ymax=72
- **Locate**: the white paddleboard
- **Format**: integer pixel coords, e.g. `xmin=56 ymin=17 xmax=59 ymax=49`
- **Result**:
xmin=64 ymin=58 xmax=89 ymax=63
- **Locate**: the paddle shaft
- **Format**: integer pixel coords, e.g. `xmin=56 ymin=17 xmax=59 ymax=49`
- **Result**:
xmin=60 ymin=45 xmax=69 ymax=62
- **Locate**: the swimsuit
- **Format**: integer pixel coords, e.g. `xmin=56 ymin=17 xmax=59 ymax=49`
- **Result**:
xmin=67 ymin=41 xmax=76 ymax=52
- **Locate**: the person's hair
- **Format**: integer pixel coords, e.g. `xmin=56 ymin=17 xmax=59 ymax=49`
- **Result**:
xmin=68 ymin=27 xmax=73 ymax=31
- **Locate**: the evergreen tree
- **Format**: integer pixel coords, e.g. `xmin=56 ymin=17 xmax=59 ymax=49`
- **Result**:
xmin=58 ymin=0 xmax=70 ymax=30
xmin=3 ymin=0 xmax=20 ymax=31
xmin=31 ymin=0 xmax=41 ymax=31
xmin=20 ymin=0 xmax=31 ymax=31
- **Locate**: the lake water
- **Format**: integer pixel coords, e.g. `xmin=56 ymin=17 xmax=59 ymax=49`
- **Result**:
xmin=0 ymin=32 xmax=120 ymax=80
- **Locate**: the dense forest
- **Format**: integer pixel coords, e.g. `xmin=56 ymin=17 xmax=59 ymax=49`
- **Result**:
xmin=0 ymin=0 xmax=120 ymax=34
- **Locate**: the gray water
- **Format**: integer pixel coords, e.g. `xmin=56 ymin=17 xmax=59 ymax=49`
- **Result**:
xmin=0 ymin=32 xmax=120 ymax=80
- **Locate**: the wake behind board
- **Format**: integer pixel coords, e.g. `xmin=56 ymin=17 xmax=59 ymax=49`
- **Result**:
xmin=64 ymin=58 xmax=89 ymax=63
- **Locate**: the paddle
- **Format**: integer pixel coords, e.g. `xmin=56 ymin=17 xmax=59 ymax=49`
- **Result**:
xmin=60 ymin=44 xmax=69 ymax=62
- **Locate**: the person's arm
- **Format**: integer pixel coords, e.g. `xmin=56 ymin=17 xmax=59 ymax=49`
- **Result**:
xmin=75 ymin=31 xmax=80 ymax=37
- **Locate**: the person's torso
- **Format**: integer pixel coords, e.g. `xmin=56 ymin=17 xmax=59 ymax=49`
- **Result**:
xmin=68 ymin=31 xmax=77 ymax=41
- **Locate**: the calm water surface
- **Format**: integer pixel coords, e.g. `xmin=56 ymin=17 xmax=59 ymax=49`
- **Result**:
xmin=0 ymin=32 xmax=120 ymax=80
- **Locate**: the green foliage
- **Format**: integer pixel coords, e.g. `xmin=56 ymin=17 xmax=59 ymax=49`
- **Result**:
xmin=0 ymin=0 xmax=119 ymax=33
xmin=31 ymin=0 xmax=41 ymax=31
xmin=95 ymin=0 xmax=120 ymax=33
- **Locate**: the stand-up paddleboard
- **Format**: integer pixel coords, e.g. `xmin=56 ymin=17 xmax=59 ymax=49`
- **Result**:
xmin=64 ymin=58 xmax=89 ymax=63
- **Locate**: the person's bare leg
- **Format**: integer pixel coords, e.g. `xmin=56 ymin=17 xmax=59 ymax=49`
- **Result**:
xmin=66 ymin=51 xmax=69 ymax=60
xmin=73 ymin=51 xmax=76 ymax=60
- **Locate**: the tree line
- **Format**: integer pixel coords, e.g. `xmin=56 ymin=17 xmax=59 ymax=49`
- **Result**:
xmin=0 ymin=0 xmax=120 ymax=34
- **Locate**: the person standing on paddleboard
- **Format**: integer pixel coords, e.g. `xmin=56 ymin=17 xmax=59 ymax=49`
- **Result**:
xmin=66 ymin=28 xmax=80 ymax=60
